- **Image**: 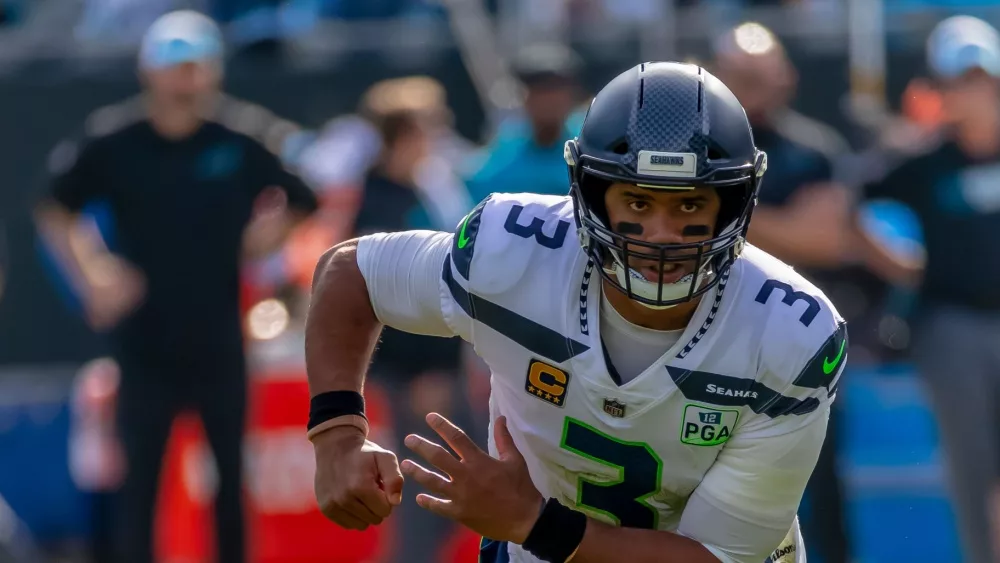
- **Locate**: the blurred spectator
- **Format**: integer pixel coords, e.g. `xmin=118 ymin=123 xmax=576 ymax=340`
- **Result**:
xmin=349 ymin=76 xmax=468 ymax=563
xmin=711 ymin=21 xmax=855 ymax=563
xmin=353 ymin=78 xmax=444 ymax=232
xmin=714 ymin=22 xmax=851 ymax=271
xmin=859 ymin=15 xmax=1000 ymax=563
xmin=33 ymin=10 xmax=317 ymax=563
xmin=463 ymin=43 xmax=585 ymax=201
xmin=357 ymin=77 xmax=473 ymax=230
xmin=290 ymin=76 xmax=474 ymax=293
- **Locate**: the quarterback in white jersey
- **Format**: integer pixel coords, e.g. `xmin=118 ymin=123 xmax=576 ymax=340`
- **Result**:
xmin=305 ymin=62 xmax=845 ymax=563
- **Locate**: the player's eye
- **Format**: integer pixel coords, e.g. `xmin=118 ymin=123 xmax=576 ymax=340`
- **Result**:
xmin=628 ymin=200 xmax=649 ymax=212
xmin=679 ymin=202 xmax=700 ymax=213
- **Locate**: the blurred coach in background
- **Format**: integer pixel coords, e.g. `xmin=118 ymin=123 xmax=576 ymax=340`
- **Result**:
xmin=34 ymin=10 xmax=317 ymax=563
xmin=860 ymin=16 xmax=1000 ymax=563
xmin=711 ymin=22 xmax=856 ymax=563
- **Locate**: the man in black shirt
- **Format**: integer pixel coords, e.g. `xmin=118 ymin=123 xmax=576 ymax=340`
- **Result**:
xmin=860 ymin=16 xmax=1000 ymax=563
xmin=34 ymin=10 xmax=317 ymax=563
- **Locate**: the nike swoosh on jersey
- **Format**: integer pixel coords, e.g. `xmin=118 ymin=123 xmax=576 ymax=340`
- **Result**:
xmin=457 ymin=214 xmax=472 ymax=248
xmin=792 ymin=320 xmax=848 ymax=391
xmin=665 ymin=366 xmax=820 ymax=418
xmin=451 ymin=196 xmax=491 ymax=281
xmin=443 ymin=255 xmax=590 ymax=363
xmin=822 ymin=340 xmax=846 ymax=374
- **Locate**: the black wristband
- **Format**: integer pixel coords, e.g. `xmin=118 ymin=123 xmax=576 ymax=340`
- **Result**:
xmin=307 ymin=391 xmax=366 ymax=431
xmin=521 ymin=498 xmax=587 ymax=563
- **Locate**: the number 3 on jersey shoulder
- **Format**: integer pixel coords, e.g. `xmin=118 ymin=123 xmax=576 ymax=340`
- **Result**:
xmin=560 ymin=418 xmax=663 ymax=529
xmin=453 ymin=200 xmax=571 ymax=279
xmin=504 ymin=204 xmax=570 ymax=249
xmin=754 ymin=279 xmax=822 ymax=327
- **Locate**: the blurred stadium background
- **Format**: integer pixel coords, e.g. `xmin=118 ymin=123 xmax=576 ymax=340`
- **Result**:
xmin=0 ymin=0 xmax=995 ymax=562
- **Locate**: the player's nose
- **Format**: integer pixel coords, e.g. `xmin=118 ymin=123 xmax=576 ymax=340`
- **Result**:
xmin=638 ymin=219 xmax=687 ymax=248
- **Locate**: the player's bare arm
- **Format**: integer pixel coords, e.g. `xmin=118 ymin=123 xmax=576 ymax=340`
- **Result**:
xmin=305 ymin=239 xmax=403 ymax=530
xmin=305 ymin=240 xmax=381 ymax=398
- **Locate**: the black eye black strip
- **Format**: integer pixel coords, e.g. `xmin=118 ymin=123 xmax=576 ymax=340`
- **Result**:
xmin=615 ymin=222 xmax=644 ymax=235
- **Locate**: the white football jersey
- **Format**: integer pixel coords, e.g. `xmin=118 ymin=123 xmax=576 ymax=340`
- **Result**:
xmin=357 ymin=192 xmax=845 ymax=563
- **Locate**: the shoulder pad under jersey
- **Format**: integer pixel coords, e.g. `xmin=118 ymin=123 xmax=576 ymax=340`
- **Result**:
xmin=735 ymin=245 xmax=847 ymax=395
xmin=448 ymin=192 xmax=577 ymax=296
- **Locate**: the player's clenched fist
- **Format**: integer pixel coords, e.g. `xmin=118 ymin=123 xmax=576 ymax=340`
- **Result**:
xmin=312 ymin=426 xmax=404 ymax=530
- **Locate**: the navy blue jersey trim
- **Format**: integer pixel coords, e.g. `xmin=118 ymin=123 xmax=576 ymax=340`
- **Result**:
xmin=479 ymin=537 xmax=510 ymax=563
xmin=443 ymin=254 xmax=590 ymax=363
xmin=600 ymin=339 xmax=624 ymax=386
xmin=666 ymin=366 xmax=820 ymax=418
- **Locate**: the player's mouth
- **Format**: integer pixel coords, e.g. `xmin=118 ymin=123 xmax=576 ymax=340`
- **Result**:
xmin=640 ymin=262 xmax=691 ymax=284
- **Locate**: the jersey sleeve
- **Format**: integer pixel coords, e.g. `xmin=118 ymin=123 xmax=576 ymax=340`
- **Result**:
xmin=364 ymin=192 xmax=571 ymax=347
xmin=676 ymin=408 xmax=827 ymax=563
xmin=677 ymin=275 xmax=847 ymax=563
xmin=355 ymin=229 xmax=472 ymax=340
xmin=44 ymin=98 xmax=146 ymax=211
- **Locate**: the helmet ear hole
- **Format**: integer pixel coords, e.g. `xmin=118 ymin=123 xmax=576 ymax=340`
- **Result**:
xmin=714 ymin=180 xmax=753 ymax=236
xmin=611 ymin=140 xmax=630 ymax=155
xmin=578 ymin=174 xmax=613 ymax=228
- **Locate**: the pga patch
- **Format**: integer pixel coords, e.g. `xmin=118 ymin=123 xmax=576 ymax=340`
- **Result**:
xmin=680 ymin=404 xmax=739 ymax=446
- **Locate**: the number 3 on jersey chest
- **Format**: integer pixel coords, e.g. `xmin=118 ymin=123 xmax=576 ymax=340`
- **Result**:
xmin=559 ymin=417 xmax=663 ymax=530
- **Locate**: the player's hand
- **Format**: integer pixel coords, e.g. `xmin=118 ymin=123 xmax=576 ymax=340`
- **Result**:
xmin=403 ymin=413 xmax=543 ymax=543
xmin=82 ymin=253 xmax=146 ymax=331
xmin=313 ymin=425 xmax=404 ymax=531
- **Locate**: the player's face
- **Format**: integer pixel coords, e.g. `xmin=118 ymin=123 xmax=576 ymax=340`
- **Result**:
xmin=604 ymin=183 xmax=721 ymax=284
xmin=143 ymin=61 xmax=221 ymax=106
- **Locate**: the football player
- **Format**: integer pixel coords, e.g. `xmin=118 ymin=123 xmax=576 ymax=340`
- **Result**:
xmin=305 ymin=62 xmax=846 ymax=563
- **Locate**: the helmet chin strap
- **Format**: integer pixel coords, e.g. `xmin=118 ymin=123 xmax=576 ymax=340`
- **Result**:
xmin=606 ymin=253 xmax=711 ymax=310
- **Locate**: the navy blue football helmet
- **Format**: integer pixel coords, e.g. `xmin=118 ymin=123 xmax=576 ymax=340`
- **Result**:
xmin=565 ymin=62 xmax=767 ymax=308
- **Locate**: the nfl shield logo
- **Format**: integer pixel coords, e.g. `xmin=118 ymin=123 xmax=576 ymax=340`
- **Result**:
xmin=602 ymin=399 xmax=626 ymax=418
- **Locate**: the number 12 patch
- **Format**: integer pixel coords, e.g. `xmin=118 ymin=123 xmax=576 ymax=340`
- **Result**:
xmin=680 ymin=404 xmax=739 ymax=446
